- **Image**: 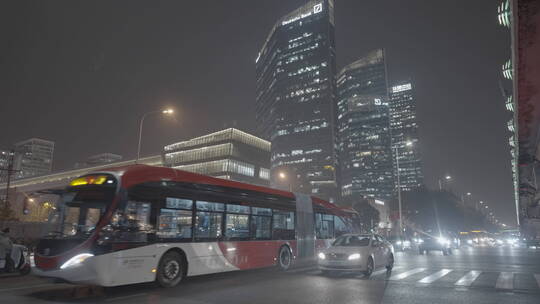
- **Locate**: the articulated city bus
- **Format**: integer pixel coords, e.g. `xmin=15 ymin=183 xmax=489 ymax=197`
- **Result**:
xmin=33 ymin=165 xmax=357 ymax=287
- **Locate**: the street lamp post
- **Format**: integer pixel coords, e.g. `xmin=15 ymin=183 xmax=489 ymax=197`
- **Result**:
xmin=278 ymin=171 xmax=292 ymax=192
xmin=136 ymin=109 xmax=174 ymax=162
xmin=438 ymin=175 xmax=452 ymax=191
xmin=395 ymin=141 xmax=413 ymax=236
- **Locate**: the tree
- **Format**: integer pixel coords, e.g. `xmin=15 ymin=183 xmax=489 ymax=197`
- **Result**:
xmin=0 ymin=202 xmax=18 ymax=221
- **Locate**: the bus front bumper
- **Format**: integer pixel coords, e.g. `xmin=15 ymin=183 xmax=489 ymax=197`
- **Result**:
xmin=32 ymin=263 xmax=98 ymax=285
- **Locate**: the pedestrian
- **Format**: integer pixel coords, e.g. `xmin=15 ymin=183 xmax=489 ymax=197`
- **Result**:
xmin=0 ymin=227 xmax=15 ymax=272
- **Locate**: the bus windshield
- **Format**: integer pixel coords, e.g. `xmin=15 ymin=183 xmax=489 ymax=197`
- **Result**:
xmin=49 ymin=187 xmax=116 ymax=238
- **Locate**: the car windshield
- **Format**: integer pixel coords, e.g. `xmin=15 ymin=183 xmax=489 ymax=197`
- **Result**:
xmin=333 ymin=235 xmax=371 ymax=247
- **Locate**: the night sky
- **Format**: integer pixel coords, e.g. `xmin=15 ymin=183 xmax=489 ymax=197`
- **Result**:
xmin=0 ymin=1 xmax=514 ymax=224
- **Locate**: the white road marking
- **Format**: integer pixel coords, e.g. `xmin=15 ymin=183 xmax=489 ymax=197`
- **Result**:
xmin=534 ymin=274 xmax=540 ymax=289
xmin=418 ymin=269 xmax=453 ymax=284
xmin=371 ymin=266 xmax=402 ymax=277
xmin=454 ymin=270 xmax=482 ymax=287
xmin=389 ymin=268 xmax=426 ymax=280
xmin=495 ymin=272 xmax=514 ymax=290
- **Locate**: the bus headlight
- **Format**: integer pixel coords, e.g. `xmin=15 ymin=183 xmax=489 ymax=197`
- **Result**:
xmin=60 ymin=253 xmax=94 ymax=269
xmin=348 ymin=253 xmax=361 ymax=260
xmin=318 ymin=252 xmax=326 ymax=260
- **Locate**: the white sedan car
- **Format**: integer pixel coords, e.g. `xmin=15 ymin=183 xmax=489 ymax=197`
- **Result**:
xmin=318 ymin=234 xmax=394 ymax=276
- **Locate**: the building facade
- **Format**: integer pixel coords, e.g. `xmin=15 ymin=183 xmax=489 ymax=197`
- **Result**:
xmin=163 ymin=128 xmax=271 ymax=186
xmin=337 ymin=50 xmax=394 ymax=202
xmin=0 ymin=149 xmax=14 ymax=184
xmin=389 ymin=81 xmax=423 ymax=191
xmin=255 ymin=0 xmax=338 ymax=200
xmin=13 ymin=138 xmax=54 ymax=179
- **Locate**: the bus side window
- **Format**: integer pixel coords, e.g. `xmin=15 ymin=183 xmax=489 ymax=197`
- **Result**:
xmin=157 ymin=209 xmax=192 ymax=239
xmin=315 ymin=213 xmax=334 ymax=239
xmin=195 ymin=201 xmax=224 ymax=239
xmin=272 ymin=210 xmax=295 ymax=240
xmin=224 ymin=204 xmax=250 ymax=239
xmin=251 ymin=207 xmax=272 ymax=239
xmin=334 ymin=215 xmax=350 ymax=237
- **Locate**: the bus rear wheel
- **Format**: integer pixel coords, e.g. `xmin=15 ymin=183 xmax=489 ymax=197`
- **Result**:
xmin=156 ymin=251 xmax=185 ymax=288
xmin=277 ymin=246 xmax=292 ymax=271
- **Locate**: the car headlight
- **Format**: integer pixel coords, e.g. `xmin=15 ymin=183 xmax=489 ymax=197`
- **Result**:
xmin=403 ymin=241 xmax=411 ymax=247
xmin=348 ymin=253 xmax=361 ymax=260
xmin=318 ymin=252 xmax=326 ymax=260
xmin=496 ymin=240 xmax=503 ymax=245
xmin=467 ymin=239 xmax=473 ymax=244
xmin=60 ymin=253 xmax=94 ymax=269
xmin=437 ymin=237 xmax=449 ymax=245
xmin=396 ymin=241 xmax=402 ymax=245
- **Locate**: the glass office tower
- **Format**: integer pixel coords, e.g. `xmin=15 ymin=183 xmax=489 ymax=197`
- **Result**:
xmin=337 ymin=50 xmax=394 ymax=201
xmin=389 ymin=81 xmax=423 ymax=191
xmin=255 ymin=0 xmax=337 ymax=201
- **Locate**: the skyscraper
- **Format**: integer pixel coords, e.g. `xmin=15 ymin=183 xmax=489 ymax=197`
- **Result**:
xmin=255 ymin=0 xmax=338 ymax=201
xmin=389 ymin=81 xmax=423 ymax=191
xmin=337 ymin=50 xmax=394 ymax=201
xmin=13 ymin=138 xmax=54 ymax=179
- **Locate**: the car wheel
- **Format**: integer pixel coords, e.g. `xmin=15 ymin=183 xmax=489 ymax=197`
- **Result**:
xmin=156 ymin=251 xmax=185 ymax=288
xmin=277 ymin=246 xmax=292 ymax=271
xmin=363 ymin=257 xmax=374 ymax=277
xmin=386 ymin=254 xmax=394 ymax=271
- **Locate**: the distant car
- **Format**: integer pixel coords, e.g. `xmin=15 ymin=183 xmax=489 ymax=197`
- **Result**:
xmin=418 ymin=235 xmax=453 ymax=255
xmin=388 ymin=236 xmax=412 ymax=251
xmin=318 ymin=234 xmax=394 ymax=276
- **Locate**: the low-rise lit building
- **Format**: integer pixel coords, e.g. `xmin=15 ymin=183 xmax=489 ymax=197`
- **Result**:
xmin=164 ymin=128 xmax=271 ymax=186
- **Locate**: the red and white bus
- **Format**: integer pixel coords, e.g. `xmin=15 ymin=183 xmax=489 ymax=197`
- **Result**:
xmin=33 ymin=165 xmax=358 ymax=287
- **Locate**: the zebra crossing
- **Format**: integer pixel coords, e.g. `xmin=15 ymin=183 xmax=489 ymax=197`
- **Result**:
xmin=301 ymin=267 xmax=540 ymax=292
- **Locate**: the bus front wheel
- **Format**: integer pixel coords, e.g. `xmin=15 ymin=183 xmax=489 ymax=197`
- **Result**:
xmin=277 ymin=245 xmax=292 ymax=271
xmin=156 ymin=251 xmax=186 ymax=288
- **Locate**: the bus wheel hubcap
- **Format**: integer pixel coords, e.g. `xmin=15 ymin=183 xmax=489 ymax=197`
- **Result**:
xmin=164 ymin=260 xmax=180 ymax=280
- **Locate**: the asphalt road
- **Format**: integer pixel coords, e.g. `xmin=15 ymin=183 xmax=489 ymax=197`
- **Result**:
xmin=1 ymin=246 xmax=540 ymax=304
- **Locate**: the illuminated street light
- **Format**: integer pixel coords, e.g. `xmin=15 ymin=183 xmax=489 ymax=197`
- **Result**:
xmin=438 ymin=175 xmax=452 ymax=190
xmin=137 ymin=108 xmax=175 ymax=161
xmin=279 ymin=172 xmax=286 ymax=180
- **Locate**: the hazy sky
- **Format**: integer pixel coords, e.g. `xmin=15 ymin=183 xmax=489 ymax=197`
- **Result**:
xmin=0 ymin=1 xmax=514 ymax=224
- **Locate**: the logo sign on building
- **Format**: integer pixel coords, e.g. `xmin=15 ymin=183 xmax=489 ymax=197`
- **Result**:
xmin=392 ymin=83 xmax=412 ymax=93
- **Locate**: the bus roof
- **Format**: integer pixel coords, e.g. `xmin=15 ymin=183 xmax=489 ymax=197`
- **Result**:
xmin=90 ymin=164 xmax=342 ymax=212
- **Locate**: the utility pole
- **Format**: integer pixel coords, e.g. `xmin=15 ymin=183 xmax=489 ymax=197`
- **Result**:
xmin=0 ymin=150 xmax=19 ymax=209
